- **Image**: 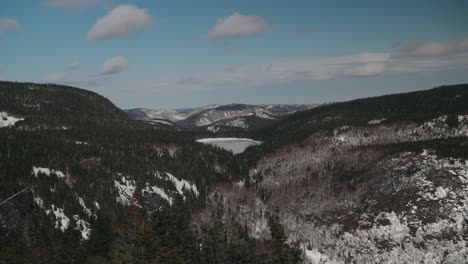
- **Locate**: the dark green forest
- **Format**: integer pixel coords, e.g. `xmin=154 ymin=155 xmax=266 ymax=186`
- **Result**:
xmin=0 ymin=81 xmax=301 ymax=264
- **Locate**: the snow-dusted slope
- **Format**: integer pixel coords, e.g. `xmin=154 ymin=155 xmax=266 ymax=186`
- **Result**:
xmin=203 ymin=114 xmax=468 ymax=263
xmin=126 ymin=104 xmax=315 ymax=130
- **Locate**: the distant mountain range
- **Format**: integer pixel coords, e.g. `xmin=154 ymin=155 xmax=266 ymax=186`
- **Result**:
xmin=125 ymin=103 xmax=316 ymax=131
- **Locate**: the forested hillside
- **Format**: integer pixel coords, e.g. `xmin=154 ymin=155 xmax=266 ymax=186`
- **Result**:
xmin=1 ymin=82 xmax=468 ymax=263
xmin=0 ymin=81 xmax=295 ymax=264
xmin=235 ymin=84 xmax=468 ymax=173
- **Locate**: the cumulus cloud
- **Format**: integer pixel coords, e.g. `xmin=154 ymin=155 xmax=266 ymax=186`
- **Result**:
xmin=87 ymin=5 xmax=152 ymax=40
xmin=204 ymin=12 xmax=269 ymax=40
xmin=101 ymin=56 xmax=128 ymax=75
xmin=0 ymin=18 xmax=19 ymax=35
xmin=47 ymin=0 xmax=109 ymax=9
xmin=392 ymin=38 xmax=468 ymax=58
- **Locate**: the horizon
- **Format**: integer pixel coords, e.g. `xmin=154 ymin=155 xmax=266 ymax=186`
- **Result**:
xmin=2 ymin=0 xmax=468 ymax=109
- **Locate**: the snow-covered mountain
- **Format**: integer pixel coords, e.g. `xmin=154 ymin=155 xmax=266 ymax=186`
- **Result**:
xmin=126 ymin=103 xmax=316 ymax=131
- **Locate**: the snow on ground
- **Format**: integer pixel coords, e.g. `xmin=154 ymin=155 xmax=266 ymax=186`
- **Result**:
xmin=196 ymin=115 xmax=211 ymax=126
xmin=286 ymin=149 xmax=468 ymax=263
xmin=77 ymin=196 xmax=94 ymax=217
xmin=143 ymin=184 xmax=173 ymax=205
xmin=255 ymin=110 xmax=274 ymax=119
xmin=235 ymin=180 xmax=245 ymax=188
xmin=333 ymin=115 xmax=468 ymax=147
xmin=207 ymin=126 xmax=220 ymax=133
xmin=305 ymin=248 xmax=336 ymax=264
xmin=0 ymin=112 xmax=24 ymax=128
xmin=368 ymin=118 xmax=386 ymax=125
xmin=165 ymin=172 xmax=199 ymax=197
xmin=34 ymin=197 xmax=44 ymax=209
xmin=225 ymin=118 xmax=248 ymax=129
xmin=32 ymin=167 xmax=66 ymax=178
xmin=73 ymin=215 xmax=91 ymax=240
xmin=45 ymin=204 xmax=70 ymax=232
xmin=33 ymin=193 xmax=91 ymax=239
xmin=196 ymin=138 xmax=261 ymax=154
xmin=32 ymin=166 xmax=74 ymax=187
xmin=114 ymin=174 xmax=136 ymax=205
xmin=148 ymin=119 xmax=174 ymax=126
xmin=143 ymin=172 xmax=199 ymax=205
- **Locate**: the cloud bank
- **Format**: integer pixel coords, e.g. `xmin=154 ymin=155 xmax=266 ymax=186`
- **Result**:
xmin=393 ymin=38 xmax=468 ymax=58
xmin=87 ymin=5 xmax=152 ymax=40
xmin=144 ymin=37 xmax=468 ymax=93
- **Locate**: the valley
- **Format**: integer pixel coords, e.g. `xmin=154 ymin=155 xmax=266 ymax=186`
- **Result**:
xmin=0 ymin=81 xmax=467 ymax=263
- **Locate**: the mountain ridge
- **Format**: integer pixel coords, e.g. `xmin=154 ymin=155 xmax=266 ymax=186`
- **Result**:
xmin=125 ymin=103 xmax=316 ymax=131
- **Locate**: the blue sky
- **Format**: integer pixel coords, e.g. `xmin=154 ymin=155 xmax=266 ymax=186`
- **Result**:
xmin=1 ymin=0 xmax=468 ymax=108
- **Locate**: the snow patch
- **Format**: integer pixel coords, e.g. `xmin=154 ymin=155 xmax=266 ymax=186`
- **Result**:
xmin=305 ymin=248 xmax=336 ymax=264
xmin=368 ymin=118 xmax=386 ymax=125
xmin=235 ymin=180 xmax=245 ymax=188
xmin=148 ymin=119 xmax=174 ymax=126
xmin=114 ymin=174 xmax=136 ymax=205
xmin=73 ymin=215 xmax=91 ymax=240
xmin=207 ymin=126 xmax=220 ymax=133
xmin=165 ymin=172 xmax=199 ymax=197
xmin=143 ymin=184 xmax=172 ymax=205
xmin=0 ymin=112 xmax=24 ymax=128
xmin=77 ymin=196 xmax=94 ymax=217
xmin=32 ymin=167 xmax=66 ymax=178
xmin=34 ymin=197 xmax=44 ymax=209
xmin=46 ymin=204 xmax=70 ymax=232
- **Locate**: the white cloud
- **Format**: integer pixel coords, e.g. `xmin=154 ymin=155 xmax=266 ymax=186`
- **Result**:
xmin=204 ymin=12 xmax=269 ymax=40
xmin=145 ymin=52 xmax=391 ymax=92
xmin=392 ymin=38 xmax=468 ymax=58
xmin=46 ymin=62 xmax=81 ymax=82
xmin=0 ymin=18 xmax=19 ymax=35
xmin=102 ymin=56 xmax=128 ymax=75
xmin=45 ymin=57 xmax=127 ymax=87
xmin=87 ymin=5 xmax=152 ymax=40
xmin=143 ymin=41 xmax=468 ymax=93
xmin=343 ymin=63 xmax=387 ymax=77
xmin=47 ymin=0 xmax=109 ymax=9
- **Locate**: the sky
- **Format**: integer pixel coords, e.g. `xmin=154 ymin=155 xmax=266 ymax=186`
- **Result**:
xmin=1 ymin=0 xmax=468 ymax=109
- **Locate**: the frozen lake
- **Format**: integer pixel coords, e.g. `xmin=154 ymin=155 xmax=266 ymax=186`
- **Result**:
xmin=196 ymin=138 xmax=262 ymax=154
